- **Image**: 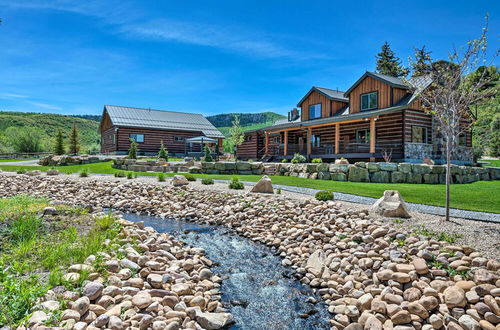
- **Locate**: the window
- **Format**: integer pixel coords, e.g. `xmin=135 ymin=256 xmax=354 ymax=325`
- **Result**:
xmin=174 ymin=136 xmax=185 ymax=142
xmin=309 ymin=104 xmax=322 ymax=119
xmin=245 ymin=135 xmax=252 ymax=142
xmin=129 ymin=134 xmax=144 ymax=143
xmin=360 ymin=92 xmax=378 ymax=111
xmin=272 ymin=136 xmax=280 ymax=143
xmin=459 ymin=133 xmax=467 ymax=146
xmin=411 ymin=126 xmax=428 ymax=143
xmin=311 ymin=134 xmax=321 ymax=147
xmin=356 ymin=130 xmax=370 ymax=144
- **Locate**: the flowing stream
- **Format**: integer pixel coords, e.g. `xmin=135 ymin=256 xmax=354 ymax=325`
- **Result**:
xmin=123 ymin=214 xmax=331 ymax=330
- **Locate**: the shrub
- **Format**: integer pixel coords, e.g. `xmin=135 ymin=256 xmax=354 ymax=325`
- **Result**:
xmin=79 ymin=168 xmax=89 ymax=177
xmin=114 ymin=171 xmax=125 ymax=178
xmin=158 ymin=173 xmax=166 ymax=182
xmin=312 ymin=158 xmax=322 ymax=163
xmin=95 ymin=211 xmax=115 ymax=230
xmin=158 ymin=140 xmax=169 ymax=161
xmin=16 ymin=169 xmax=26 ymax=174
xmin=203 ymin=146 xmax=213 ymax=162
xmin=184 ymin=174 xmax=196 ymax=181
xmin=291 ymin=153 xmax=306 ymax=164
xmin=126 ymin=172 xmax=135 ymax=179
xmin=5 ymin=126 xmax=45 ymax=153
xmin=315 ymin=190 xmax=334 ymax=201
xmin=229 ymin=177 xmax=244 ymax=190
xmin=128 ymin=138 xmax=139 ymax=159
xmin=281 ymin=159 xmax=288 ymax=163
xmin=276 ymin=187 xmax=282 ymax=194
xmin=201 ymin=178 xmax=214 ymax=185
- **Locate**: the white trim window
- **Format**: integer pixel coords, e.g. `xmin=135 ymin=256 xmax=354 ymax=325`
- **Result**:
xmin=360 ymin=92 xmax=378 ymax=111
xmin=309 ymin=104 xmax=322 ymax=119
xmin=129 ymin=134 xmax=144 ymax=143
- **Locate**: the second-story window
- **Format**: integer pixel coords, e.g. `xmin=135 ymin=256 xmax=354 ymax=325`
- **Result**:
xmin=361 ymin=92 xmax=378 ymax=111
xmin=309 ymin=104 xmax=322 ymax=119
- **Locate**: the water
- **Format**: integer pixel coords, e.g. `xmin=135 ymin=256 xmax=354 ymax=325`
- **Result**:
xmin=122 ymin=214 xmax=331 ymax=330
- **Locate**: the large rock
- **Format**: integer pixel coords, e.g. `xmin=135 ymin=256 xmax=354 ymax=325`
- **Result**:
xmin=371 ymin=190 xmax=411 ymax=218
xmin=172 ymin=175 xmax=189 ymax=186
xmin=250 ymin=175 xmax=274 ymax=194
xmin=348 ymin=165 xmax=370 ymax=182
xmin=196 ymin=312 xmax=234 ymax=329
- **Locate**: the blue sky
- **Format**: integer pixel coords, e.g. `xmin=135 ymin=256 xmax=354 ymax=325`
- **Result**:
xmin=0 ymin=0 xmax=498 ymax=116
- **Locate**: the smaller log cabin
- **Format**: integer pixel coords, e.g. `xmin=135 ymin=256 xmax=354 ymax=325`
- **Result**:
xmin=99 ymin=105 xmax=224 ymax=155
xmin=237 ymin=72 xmax=473 ymax=164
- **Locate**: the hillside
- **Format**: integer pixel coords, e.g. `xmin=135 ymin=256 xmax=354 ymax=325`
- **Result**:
xmin=0 ymin=111 xmax=100 ymax=153
xmin=207 ymin=112 xmax=285 ymax=136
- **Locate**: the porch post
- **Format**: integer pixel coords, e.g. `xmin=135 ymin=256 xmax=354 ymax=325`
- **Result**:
xmin=307 ymin=127 xmax=312 ymax=156
xmin=264 ymin=132 xmax=269 ymax=155
xmin=284 ymin=130 xmax=288 ymax=156
xmin=335 ymin=123 xmax=340 ymax=154
xmin=370 ymin=118 xmax=376 ymax=162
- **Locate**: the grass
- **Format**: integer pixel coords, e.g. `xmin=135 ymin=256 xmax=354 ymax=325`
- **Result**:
xmin=1 ymin=161 xmax=499 ymax=213
xmin=0 ymin=195 xmax=122 ymax=326
xmin=0 ymin=158 xmax=36 ymax=162
xmin=480 ymin=158 xmax=500 ymax=167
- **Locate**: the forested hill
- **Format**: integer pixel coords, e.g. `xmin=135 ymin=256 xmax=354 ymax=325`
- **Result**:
xmin=207 ymin=112 xmax=285 ymax=136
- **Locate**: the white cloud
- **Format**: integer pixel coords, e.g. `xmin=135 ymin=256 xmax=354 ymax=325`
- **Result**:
xmin=0 ymin=93 xmax=29 ymax=99
xmin=27 ymin=101 xmax=62 ymax=111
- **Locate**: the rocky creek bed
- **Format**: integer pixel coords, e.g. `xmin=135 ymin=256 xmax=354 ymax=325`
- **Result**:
xmin=1 ymin=173 xmax=500 ymax=330
xmin=122 ymin=213 xmax=331 ymax=329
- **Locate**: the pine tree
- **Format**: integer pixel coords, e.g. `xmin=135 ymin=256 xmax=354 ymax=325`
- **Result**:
xmin=68 ymin=123 xmax=80 ymax=155
xmin=203 ymin=145 xmax=213 ymax=162
xmin=158 ymin=140 xmax=169 ymax=160
xmin=128 ymin=138 xmax=139 ymax=159
xmin=54 ymin=130 xmax=65 ymax=155
xmin=375 ymin=42 xmax=408 ymax=77
xmin=411 ymin=46 xmax=432 ymax=77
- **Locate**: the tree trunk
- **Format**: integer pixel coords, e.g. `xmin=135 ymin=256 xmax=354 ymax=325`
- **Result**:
xmin=445 ymin=138 xmax=452 ymax=221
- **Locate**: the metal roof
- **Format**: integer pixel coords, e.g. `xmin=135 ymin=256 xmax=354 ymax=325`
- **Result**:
xmin=344 ymin=71 xmax=408 ymax=96
xmin=185 ymin=136 xmax=218 ymax=143
xmin=103 ymin=105 xmax=224 ymax=138
xmin=297 ymin=86 xmax=348 ymax=107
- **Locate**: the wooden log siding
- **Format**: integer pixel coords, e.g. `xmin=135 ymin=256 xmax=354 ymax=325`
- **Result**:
xmin=237 ymin=132 xmax=260 ymax=159
xmin=101 ymin=127 xmax=117 ymax=153
xmin=116 ymin=127 xmax=208 ymax=154
xmin=403 ymin=109 xmax=433 ymax=144
xmin=299 ymin=91 xmax=348 ymax=121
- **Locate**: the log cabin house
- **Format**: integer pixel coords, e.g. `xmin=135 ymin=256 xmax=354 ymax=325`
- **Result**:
xmin=237 ymin=72 xmax=473 ymax=164
xmin=99 ymin=105 xmax=224 ymax=155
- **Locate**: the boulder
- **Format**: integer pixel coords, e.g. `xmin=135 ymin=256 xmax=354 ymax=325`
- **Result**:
xmin=371 ymin=190 xmax=411 ymax=218
xmin=331 ymin=173 xmax=347 ymax=181
xmin=46 ymin=169 xmax=60 ymax=176
xmin=196 ymin=312 xmax=234 ymax=329
xmin=250 ymin=175 xmax=274 ymax=194
xmin=391 ymin=171 xmax=406 ymax=183
xmin=370 ymin=171 xmax=390 ymax=183
xmin=335 ymin=158 xmax=349 ymax=164
xmin=348 ymin=166 xmax=370 ymax=182
xmin=171 ymin=175 xmax=189 ymax=186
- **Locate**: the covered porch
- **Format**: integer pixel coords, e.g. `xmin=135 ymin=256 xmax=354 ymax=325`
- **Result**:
xmin=264 ymin=114 xmax=404 ymax=162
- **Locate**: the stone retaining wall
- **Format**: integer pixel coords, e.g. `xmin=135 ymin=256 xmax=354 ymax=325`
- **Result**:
xmin=277 ymin=162 xmax=500 ymax=184
xmin=39 ymin=155 xmax=108 ymax=166
xmin=199 ymin=161 xmax=264 ymax=175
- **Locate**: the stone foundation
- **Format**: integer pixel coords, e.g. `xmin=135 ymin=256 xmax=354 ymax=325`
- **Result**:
xmin=277 ymin=162 xmax=500 ymax=184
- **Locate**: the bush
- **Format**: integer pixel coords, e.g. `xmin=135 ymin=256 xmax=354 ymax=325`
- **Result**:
xmin=281 ymin=159 xmax=288 ymax=163
xmin=228 ymin=177 xmax=244 ymax=190
xmin=276 ymin=187 xmax=282 ymax=194
xmin=315 ymin=190 xmax=334 ymax=201
xmin=6 ymin=126 xmax=45 ymax=153
xmin=114 ymin=171 xmax=125 ymax=178
xmin=291 ymin=153 xmax=306 ymax=164
xmin=312 ymin=158 xmax=322 ymax=163
xmin=158 ymin=173 xmax=166 ymax=182
xmin=158 ymin=140 xmax=169 ymax=161
xmin=203 ymin=146 xmax=213 ymax=162
xmin=126 ymin=172 xmax=135 ymax=179
xmin=128 ymin=138 xmax=139 ymax=159
xmin=16 ymin=169 xmax=26 ymax=174
xmin=79 ymin=168 xmax=89 ymax=177
xmin=201 ymin=178 xmax=214 ymax=185
xmin=184 ymin=174 xmax=196 ymax=181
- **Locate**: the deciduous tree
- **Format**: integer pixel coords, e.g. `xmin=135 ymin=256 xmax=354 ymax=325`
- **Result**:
xmin=228 ymin=115 xmax=245 ymax=158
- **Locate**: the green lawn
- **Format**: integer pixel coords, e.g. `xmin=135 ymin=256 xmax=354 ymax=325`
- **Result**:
xmin=0 ymin=158 xmax=36 ymax=162
xmin=481 ymin=159 xmax=500 ymax=167
xmin=1 ymin=161 xmax=499 ymax=213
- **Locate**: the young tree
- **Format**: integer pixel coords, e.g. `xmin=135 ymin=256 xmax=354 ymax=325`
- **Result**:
xmin=203 ymin=145 xmax=213 ymax=162
xmin=411 ymin=46 xmax=432 ymax=77
xmin=408 ymin=17 xmax=498 ymax=221
xmin=376 ymin=41 xmax=409 ymax=77
xmin=228 ymin=115 xmax=245 ymax=158
xmin=68 ymin=123 xmax=80 ymax=155
xmin=158 ymin=140 xmax=169 ymax=160
xmin=215 ymin=142 xmax=220 ymax=161
xmin=54 ymin=130 xmax=65 ymax=155
xmin=128 ymin=138 xmax=139 ymax=159
xmin=6 ymin=127 xmax=45 ymax=153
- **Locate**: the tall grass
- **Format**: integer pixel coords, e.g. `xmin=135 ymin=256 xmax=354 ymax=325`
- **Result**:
xmin=9 ymin=215 xmax=43 ymax=243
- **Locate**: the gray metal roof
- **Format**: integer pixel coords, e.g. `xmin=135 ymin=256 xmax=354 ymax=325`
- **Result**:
xmin=103 ymin=105 xmax=224 ymax=138
xmin=344 ymin=71 xmax=408 ymax=96
xmin=297 ymin=86 xmax=348 ymax=107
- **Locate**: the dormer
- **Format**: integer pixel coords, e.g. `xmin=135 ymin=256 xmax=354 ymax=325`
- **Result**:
xmin=344 ymin=72 xmax=411 ymax=113
xmin=297 ymin=87 xmax=348 ymax=121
